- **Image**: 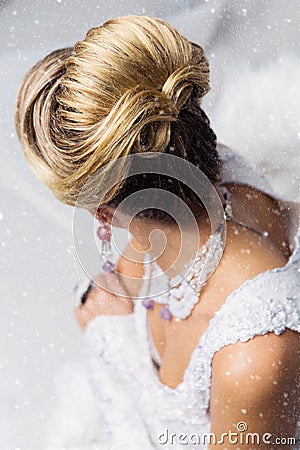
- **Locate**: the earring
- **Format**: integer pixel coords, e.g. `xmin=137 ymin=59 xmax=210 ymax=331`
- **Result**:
xmin=97 ymin=222 xmax=115 ymax=273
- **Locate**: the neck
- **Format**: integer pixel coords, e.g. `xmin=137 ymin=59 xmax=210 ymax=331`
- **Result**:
xmin=130 ymin=210 xmax=213 ymax=278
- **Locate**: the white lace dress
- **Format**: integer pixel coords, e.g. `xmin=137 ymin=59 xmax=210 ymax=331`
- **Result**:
xmin=48 ymin=145 xmax=300 ymax=450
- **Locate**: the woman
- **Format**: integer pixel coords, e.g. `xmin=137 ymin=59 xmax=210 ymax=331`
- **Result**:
xmin=15 ymin=16 xmax=300 ymax=449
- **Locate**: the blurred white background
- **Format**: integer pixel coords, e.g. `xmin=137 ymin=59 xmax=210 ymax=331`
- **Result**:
xmin=0 ymin=1 xmax=299 ymax=448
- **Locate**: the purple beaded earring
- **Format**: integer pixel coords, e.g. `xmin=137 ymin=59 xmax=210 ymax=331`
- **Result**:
xmin=142 ymin=298 xmax=155 ymax=310
xmin=97 ymin=222 xmax=115 ymax=273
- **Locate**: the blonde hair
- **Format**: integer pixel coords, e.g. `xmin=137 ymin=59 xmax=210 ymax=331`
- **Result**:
xmin=15 ymin=15 xmax=212 ymax=209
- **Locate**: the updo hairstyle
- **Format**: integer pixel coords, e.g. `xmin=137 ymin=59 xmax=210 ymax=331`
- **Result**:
xmin=15 ymin=15 xmax=221 ymax=223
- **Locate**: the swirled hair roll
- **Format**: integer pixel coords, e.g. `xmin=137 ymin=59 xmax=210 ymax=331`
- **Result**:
xmin=15 ymin=15 xmax=221 ymax=222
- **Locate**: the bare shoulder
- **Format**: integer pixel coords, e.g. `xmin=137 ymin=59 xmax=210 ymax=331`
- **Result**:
xmin=209 ymin=329 xmax=300 ymax=448
xmin=223 ymin=182 xmax=291 ymax=258
xmin=212 ymin=328 xmax=300 ymax=394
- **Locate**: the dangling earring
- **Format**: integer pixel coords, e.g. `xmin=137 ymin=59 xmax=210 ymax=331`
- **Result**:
xmin=97 ymin=222 xmax=115 ymax=273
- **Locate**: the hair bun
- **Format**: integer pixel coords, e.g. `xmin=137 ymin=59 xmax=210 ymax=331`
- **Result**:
xmin=15 ymin=16 xmax=214 ymax=208
xmin=132 ymin=45 xmax=211 ymax=154
xmin=92 ymin=84 xmax=179 ymax=156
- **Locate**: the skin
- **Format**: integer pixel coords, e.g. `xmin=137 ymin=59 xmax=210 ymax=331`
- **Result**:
xmin=75 ymin=183 xmax=300 ymax=449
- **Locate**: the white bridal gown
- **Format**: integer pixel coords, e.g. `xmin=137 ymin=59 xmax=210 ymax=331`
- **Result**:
xmin=48 ymin=145 xmax=300 ymax=450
